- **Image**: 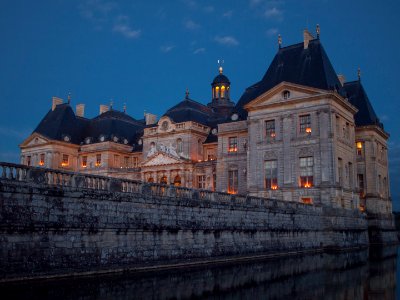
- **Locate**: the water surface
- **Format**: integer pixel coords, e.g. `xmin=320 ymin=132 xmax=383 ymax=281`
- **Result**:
xmin=1 ymin=247 xmax=398 ymax=300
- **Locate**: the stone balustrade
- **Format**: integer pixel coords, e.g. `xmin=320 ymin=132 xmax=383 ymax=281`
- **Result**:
xmin=0 ymin=161 xmax=322 ymax=212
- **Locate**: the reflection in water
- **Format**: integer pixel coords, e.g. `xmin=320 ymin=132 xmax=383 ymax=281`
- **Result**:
xmin=1 ymin=247 xmax=397 ymax=300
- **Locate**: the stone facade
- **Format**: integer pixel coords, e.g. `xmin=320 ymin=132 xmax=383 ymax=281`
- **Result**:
xmin=18 ymin=29 xmax=392 ymax=217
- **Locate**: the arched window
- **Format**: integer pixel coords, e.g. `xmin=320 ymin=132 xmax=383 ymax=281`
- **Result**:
xmin=221 ymin=86 xmax=226 ymax=98
xmin=177 ymin=138 xmax=183 ymax=153
xmin=148 ymin=177 xmax=154 ymax=183
xmin=160 ymin=175 xmax=168 ymax=184
xmin=174 ymin=175 xmax=181 ymax=186
xmin=215 ymin=86 xmax=220 ymax=98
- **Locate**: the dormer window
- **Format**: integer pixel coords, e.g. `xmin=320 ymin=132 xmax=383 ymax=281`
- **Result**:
xmin=283 ymin=90 xmax=290 ymax=99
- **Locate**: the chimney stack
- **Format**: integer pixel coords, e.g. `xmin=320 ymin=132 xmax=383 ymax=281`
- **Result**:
xmin=76 ymin=104 xmax=85 ymax=117
xmin=337 ymin=74 xmax=346 ymax=87
xmin=99 ymin=105 xmax=109 ymax=115
xmin=303 ymin=29 xmax=314 ymax=49
xmin=52 ymin=97 xmax=63 ymax=111
xmin=145 ymin=113 xmax=157 ymax=125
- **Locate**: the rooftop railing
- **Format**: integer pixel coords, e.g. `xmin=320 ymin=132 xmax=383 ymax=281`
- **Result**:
xmin=0 ymin=162 xmax=322 ymax=212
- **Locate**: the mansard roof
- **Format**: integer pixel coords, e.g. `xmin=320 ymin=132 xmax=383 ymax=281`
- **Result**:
xmin=343 ymin=80 xmax=384 ymax=129
xmin=236 ymin=38 xmax=344 ymax=117
xmin=33 ymin=104 xmax=145 ymax=146
xmin=34 ymin=104 xmax=89 ymax=144
xmin=163 ymin=97 xmax=215 ymax=125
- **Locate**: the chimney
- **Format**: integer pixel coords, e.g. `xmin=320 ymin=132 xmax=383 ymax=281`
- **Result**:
xmin=145 ymin=113 xmax=157 ymax=125
xmin=52 ymin=97 xmax=63 ymax=111
xmin=76 ymin=104 xmax=85 ymax=117
xmin=303 ymin=29 xmax=314 ymax=49
xmin=337 ymin=74 xmax=346 ymax=87
xmin=99 ymin=104 xmax=109 ymax=115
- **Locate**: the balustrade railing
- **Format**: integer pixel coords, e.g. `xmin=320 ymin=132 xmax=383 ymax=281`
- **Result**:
xmin=0 ymin=162 xmax=318 ymax=211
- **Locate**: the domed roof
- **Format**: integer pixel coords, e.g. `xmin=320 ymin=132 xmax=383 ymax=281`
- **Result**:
xmin=212 ymin=73 xmax=230 ymax=85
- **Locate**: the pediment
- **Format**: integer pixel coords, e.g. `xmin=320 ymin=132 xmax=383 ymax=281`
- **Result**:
xmin=141 ymin=152 xmax=183 ymax=167
xmin=244 ymin=82 xmax=324 ymax=111
xmin=20 ymin=133 xmax=50 ymax=148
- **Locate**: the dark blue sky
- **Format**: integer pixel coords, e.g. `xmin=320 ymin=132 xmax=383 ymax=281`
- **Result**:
xmin=1 ymin=0 xmax=399 ymax=208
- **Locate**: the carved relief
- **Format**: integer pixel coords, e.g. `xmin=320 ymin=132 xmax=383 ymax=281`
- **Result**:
xmin=264 ymin=151 xmax=277 ymax=160
xmin=298 ymin=147 xmax=313 ymax=157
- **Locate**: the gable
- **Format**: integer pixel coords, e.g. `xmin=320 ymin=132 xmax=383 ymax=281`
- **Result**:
xmin=244 ymin=82 xmax=323 ymax=111
xmin=20 ymin=133 xmax=50 ymax=148
xmin=142 ymin=152 xmax=183 ymax=167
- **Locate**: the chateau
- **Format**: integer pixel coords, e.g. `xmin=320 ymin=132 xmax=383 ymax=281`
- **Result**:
xmin=19 ymin=28 xmax=392 ymax=215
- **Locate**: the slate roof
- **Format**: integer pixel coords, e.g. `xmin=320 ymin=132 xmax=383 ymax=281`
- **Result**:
xmin=343 ymin=80 xmax=384 ymax=129
xmin=163 ymin=97 xmax=215 ymax=125
xmin=235 ymin=38 xmax=345 ymax=117
xmin=33 ymin=104 xmax=145 ymax=147
xmin=212 ymin=74 xmax=230 ymax=85
xmin=34 ymin=104 xmax=89 ymax=144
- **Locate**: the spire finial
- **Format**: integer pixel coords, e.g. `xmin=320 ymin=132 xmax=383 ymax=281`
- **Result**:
xmin=67 ymin=92 xmax=71 ymax=104
xmin=358 ymin=67 xmax=361 ymax=81
xmin=278 ymin=34 xmax=282 ymax=49
xmin=185 ymin=88 xmax=190 ymax=99
xmin=316 ymin=24 xmax=320 ymax=39
xmin=217 ymin=59 xmax=224 ymax=74
xmin=123 ymin=102 xmax=127 ymax=113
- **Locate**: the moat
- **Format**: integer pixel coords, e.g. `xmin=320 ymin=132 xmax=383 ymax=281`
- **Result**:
xmin=1 ymin=246 xmax=398 ymax=300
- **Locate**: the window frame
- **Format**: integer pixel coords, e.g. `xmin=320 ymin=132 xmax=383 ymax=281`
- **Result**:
xmin=299 ymin=156 xmax=313 ymax=188
xmin=299 ymin=114 xmax=311 ymax=134
xmin=228 ymin=136 xmax=238 ymax=153
xmin=228 ymin=169 xmax=238 ymax=194
xmin=265 ymin=160 xmax=278 ymax=190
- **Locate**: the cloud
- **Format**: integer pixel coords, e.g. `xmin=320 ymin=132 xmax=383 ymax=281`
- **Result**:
xmin=264 ymin=7 xmax=283 ymax=19
xmin=181 ymin=0 xmax=197 ymax=8
xmin=222 ymin=10 xmax=233 ymax=18
xmin=266 ymin=28 xmax=278 ymax=37
xmin=78 ymin=0 xmax=117 ymax=27
xmin=214 ymin=36 xmax=239 ymax=46
xmin=160 ymin=45 xmax=176 ymax=53
xmin=113 ymin=24 xmax=141 ymax=38
xmin=184 ymin=19 xmax=201 ymax=30
xmin=249 ymin=0 xmax=262 ymax=7
xmin=193 ymin=48 xmax=205 ymax=54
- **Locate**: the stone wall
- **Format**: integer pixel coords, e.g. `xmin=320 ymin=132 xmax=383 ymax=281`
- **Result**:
xmin=0 ymin=163 xmax=395 ymax=281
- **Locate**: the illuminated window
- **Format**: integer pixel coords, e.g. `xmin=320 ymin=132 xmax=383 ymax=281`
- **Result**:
xmin=265 ymin=160 xmax=278 ymax=190
xmin=299 ymin=114 xmax=311 ymax=133
xmin=265 ymin=120 xmax=276 ymax=139
xmin=174 ymin=175 xmax=181 ymax=186
xmin=177 ymin=138 xmax=183 ymax=153
xmin=299 ymin=156 xmax=313 ymax=188
xmin=301 ymin=197 xmax=313 ymax=204
xmin=148 ymin=177 xmax=154 ymax=183
xmin=356 ymin=141 xmax=363 ymax=156
xmin=133 ymin=157 xmax=138 ymax=168
xmin=160 ymin=175 xmax=168 ymax=184
xmin=26 ymin=156 xmax=31 ymax=166
xmin=198 ymin=175 xmax=206 ymax=189
xmin=228 ymin=137 xmax=238 ymax=152
xmin=82 ymin=156 xmax=87 ymax=168
xmin=95 ymin=154 xmax=101 ymax=167
xmin=215 ymin=86 xmax=220 ymax=98
xmin=39 ymin=153 xmax=45 ymax=166
xmin=283 ymin=90 xmax=290 ymax=99
xmin=221 ymin=85 xmax=226 ymax=98
xmin=61 ymin=154 xmax=69 ymax=167
xmin=228 ymin=170 xmax=238 ymax=194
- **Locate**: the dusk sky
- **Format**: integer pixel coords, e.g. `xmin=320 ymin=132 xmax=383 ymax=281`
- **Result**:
xmin=1 ymin=1 xmax=399 ymax=208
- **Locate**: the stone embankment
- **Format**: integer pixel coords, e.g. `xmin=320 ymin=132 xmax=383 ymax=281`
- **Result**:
xmin=0 ymin=162 xmax=394 ymax=281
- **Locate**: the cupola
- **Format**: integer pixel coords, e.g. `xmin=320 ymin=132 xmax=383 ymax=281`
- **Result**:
xmin=208 ymin=63 xmax=234 ymax=115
